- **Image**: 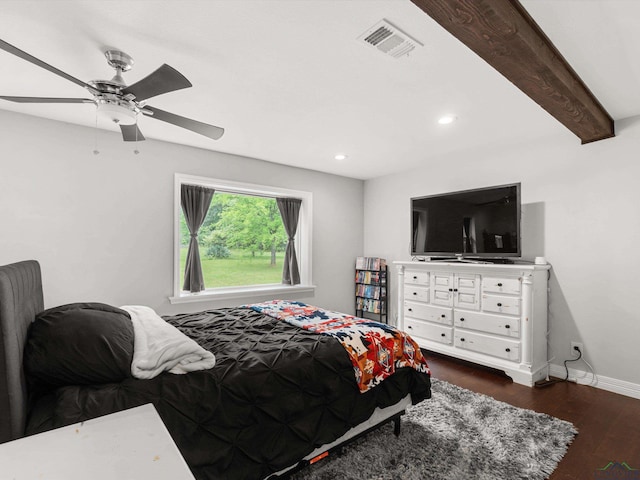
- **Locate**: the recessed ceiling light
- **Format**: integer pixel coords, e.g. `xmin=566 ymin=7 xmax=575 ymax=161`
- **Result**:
xmin=438 ymin=115 xmax=457 ymax=125
xmin=335 ymin=153 xmax=348 ymax=160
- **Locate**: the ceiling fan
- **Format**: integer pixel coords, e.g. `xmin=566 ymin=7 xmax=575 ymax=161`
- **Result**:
xmin=0 ymin=38 xmax=224 ymax=142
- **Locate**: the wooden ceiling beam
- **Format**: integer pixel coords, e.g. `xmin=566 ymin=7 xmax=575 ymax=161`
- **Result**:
xmin=411 ymin=0 xmax=614 ymax=144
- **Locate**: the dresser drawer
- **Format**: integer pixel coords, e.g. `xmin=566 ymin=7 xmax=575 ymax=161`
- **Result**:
xmin=454 ymin=330 xmax=521 ymax=362
xmin=404 ymin=285 xmax=430 ymax=302
xmin=431 ymin=273 xmax=452 ymax=289
xmin=454 ymin=310 xmax=520 ymax=338
xmin=405 ymin=271 xmax=429 ymax=286
xmin=405 ymin=318 xmax=452 ymax=345
xmin=456 ymin=290 xmax=480 ymax=310
xmin=457 ymin=275 xmax=480 ymax=291
xmin=432 ymin=288 xmax=452 ymax=306
xmin=482 ymin=276 xmax=521 ymax=295
xmin=482 ymin=294 xmax=521 ymax=316
xmin=404 ymin=301 xmax=452 ymax=325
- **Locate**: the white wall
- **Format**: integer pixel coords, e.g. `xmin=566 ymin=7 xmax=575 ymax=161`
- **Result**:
xmin=0 ymin=110 xmax=364 ymax=316
xmin=364 ymin=116 xmax=640 ymax=389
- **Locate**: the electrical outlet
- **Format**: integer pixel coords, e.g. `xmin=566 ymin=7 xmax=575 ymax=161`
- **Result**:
xmin=570 ymin=341 xmax=584 ymax=357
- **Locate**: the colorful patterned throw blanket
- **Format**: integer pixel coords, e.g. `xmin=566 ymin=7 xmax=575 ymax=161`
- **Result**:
xmin=245 ymin=300 xmax=430 ymax=393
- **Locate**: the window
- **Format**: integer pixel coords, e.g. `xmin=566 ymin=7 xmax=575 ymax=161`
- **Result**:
xmin=171 ymin=174 xmax=313 ymax=303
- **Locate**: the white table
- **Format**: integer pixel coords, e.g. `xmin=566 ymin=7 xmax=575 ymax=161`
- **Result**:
xmin=0 ymin=404 xmax=196 ymax=480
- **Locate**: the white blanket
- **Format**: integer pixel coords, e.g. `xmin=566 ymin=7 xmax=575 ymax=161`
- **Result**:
xmin=121 ymin=305 xmax=216 ymax=379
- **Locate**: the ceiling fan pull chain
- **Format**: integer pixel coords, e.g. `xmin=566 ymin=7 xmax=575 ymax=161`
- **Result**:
xmin=133 ymin=115 xmax=140 ymax=154
xmin=93 ymin=106 xmax=100 ymax=155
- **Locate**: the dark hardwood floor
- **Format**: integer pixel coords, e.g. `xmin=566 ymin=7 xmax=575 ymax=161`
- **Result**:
xmin=424 ymin=351 xmax=640 ymax=480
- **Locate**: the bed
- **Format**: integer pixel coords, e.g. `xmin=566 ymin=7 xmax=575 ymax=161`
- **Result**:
xmin=0 ymin=260 xmax=431 ymax=479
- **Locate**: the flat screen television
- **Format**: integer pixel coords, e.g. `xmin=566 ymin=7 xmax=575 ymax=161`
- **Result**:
xmin=411 ymin=183 xmax=521 ymax=260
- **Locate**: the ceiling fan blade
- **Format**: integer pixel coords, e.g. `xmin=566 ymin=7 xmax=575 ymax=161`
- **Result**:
xmin=143 ymin=106 xmax=224 ymax=140
xmin=0 ymin=95 xmax=94 ymax=104
xmin=0 ymin=38 xmax=98 ymax=95
xmin=120 ymin=123 xmax=146 ymax=142
xmin=122 ymin=64 xmax=192 ymax=101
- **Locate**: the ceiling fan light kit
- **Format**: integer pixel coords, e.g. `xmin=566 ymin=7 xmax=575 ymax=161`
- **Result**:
xmin=96 ymin=100 xmax=138 ymax=125
xmin=0 ymin=38 xmax=225 ymax=144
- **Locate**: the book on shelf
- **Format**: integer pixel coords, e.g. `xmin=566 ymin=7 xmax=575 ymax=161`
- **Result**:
xmin=355 ymin=270 xmax=386 ymax=285
xmin=356 ymin=297 xmax=385 ymax=314
xmin=355 ymin=284 xmax=387 ymax=299
xmin=355 ymin=257 xmax=387 ymax=271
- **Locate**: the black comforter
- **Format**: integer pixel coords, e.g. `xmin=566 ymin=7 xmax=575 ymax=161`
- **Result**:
xmin=25 ymin=307 xmax=431 ymax=480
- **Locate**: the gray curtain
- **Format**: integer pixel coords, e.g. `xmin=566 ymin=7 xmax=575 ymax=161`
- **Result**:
xmin=277 ymin=197 xmax=302 ymax=285
xmin=181 ymin=184 xmax=215 ymax=292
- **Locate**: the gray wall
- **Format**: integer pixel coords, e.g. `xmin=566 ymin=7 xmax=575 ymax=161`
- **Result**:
xmin=0 ymin=109 xmax=364 ymax=316
xmin=4 ymin=107 xmax=639 ymax=392
xmin=363 ymin=116 xmax=640 ymax=389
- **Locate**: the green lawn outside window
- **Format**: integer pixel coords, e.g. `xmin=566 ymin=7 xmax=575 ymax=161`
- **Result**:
xmin=179 ymin=247 xmax=284 ymax=289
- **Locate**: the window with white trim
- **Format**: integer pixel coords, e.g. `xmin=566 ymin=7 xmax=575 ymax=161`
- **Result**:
xmin=172 ymin=174 xmax=313 ymax=303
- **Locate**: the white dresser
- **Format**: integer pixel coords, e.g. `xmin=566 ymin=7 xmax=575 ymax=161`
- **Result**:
xmin=395 ymin=260 xmax=550 ymax=386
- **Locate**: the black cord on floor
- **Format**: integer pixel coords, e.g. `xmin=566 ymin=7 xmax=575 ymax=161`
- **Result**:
xmin=534 ymin=346 xmax=583 ymax=388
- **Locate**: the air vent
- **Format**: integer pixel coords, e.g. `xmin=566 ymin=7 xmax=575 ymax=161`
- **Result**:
xmin=358 ymin=20 xmax=422 ymax=59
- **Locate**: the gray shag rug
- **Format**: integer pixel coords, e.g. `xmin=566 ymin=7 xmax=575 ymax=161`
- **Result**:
xmin=291 ymin=379 xmax=577 ymax=480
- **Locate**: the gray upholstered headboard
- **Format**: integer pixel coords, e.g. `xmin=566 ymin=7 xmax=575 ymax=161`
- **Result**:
xmin=0 ymin=260 xmax=43 ymax=444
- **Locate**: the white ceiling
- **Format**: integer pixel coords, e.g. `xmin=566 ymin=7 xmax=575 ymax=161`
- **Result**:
xmin=1 ymin=0 xmax=639 ymax=180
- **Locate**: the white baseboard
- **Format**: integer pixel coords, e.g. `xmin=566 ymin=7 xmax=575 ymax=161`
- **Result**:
xmin=548 ymin=363 xmax=640 ymax=400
